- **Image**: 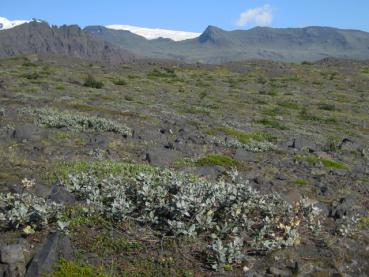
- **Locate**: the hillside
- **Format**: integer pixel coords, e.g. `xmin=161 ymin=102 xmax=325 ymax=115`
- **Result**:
xmin=86 ymin=25 xmax=369 ymax=63
xmin=0 ymin=21 xmax=136 ymax=64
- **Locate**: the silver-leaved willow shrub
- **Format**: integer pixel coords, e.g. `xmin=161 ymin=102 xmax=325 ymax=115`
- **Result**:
xmin=18 ymin=108 xmax=131 ymax=137
xmin=0 ymin=167 xmax=362 ymax=270
xmin=63 ymin=168 xmax=315 ymax=270
xmin=0 ymin=192 xmax=62 ymax=230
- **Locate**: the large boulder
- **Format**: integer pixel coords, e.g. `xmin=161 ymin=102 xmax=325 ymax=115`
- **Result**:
xmin=234 ymin=149 xmax=258 ymax=162
xmin=26 ymin=231 xmax=74 ymax=277
xmin=145 ymin=147 xmax=181 ymax=166
xmin=0 ymin=241 xmax=30 ymax=277
xmin=48 ymin=183 xmax=76 ymax=205
xmin=10 ymin=124 xmax=45 ymax=142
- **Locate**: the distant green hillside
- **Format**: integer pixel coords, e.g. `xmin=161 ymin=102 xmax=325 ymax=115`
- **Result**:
xmin=85 ymin=25 xmax=369 ymax=63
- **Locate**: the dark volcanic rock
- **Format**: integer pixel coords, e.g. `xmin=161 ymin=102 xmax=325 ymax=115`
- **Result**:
xmin=145 ymin=147 xmax=181 ymax=166
xmin=0 ymin=241 xmax=29 ymax=277
xmin=26 ymin=232 xmax=74 ymax=277
xmin=287 ymin=136 xmax=317 ymax=151
xmin=234 ymin=149 xmax=258 ymax=162
xmin=48 ymin=183 xmax=76 ymax=205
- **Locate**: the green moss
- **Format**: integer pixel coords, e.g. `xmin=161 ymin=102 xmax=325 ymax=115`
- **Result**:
xmin=295 ymin=155 xmax=347 ymax=169
xmin=320 ymin=158 xmax=347 ymax=169
xmin=293 ymin=179 xmax=308 ymax=185
xmin=257 ymin=118 xmax=288 ymax=130
xmin=359 ymin=216 xmax=369 ymax=229
xmin=45 ymin=259 xmax=111 ymax=277
xmin=207 ymin=127 xmax=275 ymax=144
xmin=196 ymin=154 xmax=239 ymax=168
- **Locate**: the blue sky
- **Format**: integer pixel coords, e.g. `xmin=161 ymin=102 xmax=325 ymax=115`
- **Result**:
xmin=1 ymin=0 xmax=369 ymax=32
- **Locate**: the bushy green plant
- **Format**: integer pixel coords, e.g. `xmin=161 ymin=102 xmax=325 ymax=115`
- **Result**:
xmin=83 ymin=74 xmax=104 ymax=89
xmin=113 ymin=78 xmax=128 ymax=86
xmin=148 ymin=68 xmax=177 ymax=79
xmin=20 ymin=108 xmax=131 ymax=137
xmin=22 ymin=71 xmax=41 ymax=80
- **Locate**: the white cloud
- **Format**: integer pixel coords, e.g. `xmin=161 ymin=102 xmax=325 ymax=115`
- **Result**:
xmin=106 ymin=25 xmax=201 ymax=41
xmin=236 ymin=5 xmax=273 ymax=27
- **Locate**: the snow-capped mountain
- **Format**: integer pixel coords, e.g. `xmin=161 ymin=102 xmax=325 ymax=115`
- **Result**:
xmin=0 ymin=16 xmax=30 ymax=30
xmin=106 ymin=24 xmax=200 ymax=41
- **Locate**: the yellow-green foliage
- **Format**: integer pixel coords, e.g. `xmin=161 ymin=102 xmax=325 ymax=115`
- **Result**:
xmin=295 ymin=155 xmax=347 ymax=169
xmin=359 ymin=217 xmax=369 ymax=229
xmin=196 ymin=154 xmax=239 ymax=168
xmin=293 ymin=179 xmax=308 ymax=185
xmin=45 ymin=259 xmax=111 ymax=277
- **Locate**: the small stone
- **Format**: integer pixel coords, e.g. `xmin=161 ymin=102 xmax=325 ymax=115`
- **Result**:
xmin=267 ymin=266 xmax=292 ymax=276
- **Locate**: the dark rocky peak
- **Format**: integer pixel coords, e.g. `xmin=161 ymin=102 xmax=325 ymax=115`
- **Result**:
xmin=198 ymin=25 xmax=230 ymax=45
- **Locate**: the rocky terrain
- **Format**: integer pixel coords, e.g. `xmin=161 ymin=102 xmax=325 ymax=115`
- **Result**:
xmin=0 ymin=21 xmax=136 ymax=64
xmin=0 ymin=55 xmax=368 ymax=276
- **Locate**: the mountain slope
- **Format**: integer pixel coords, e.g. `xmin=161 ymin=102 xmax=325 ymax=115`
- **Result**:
xmin=0 ymin=21 xmax=136 ymax=64
xmin=85 ymin=25 xmax=369 ymax=63
xmin=105 ymin=24 xmax=200 ymax=41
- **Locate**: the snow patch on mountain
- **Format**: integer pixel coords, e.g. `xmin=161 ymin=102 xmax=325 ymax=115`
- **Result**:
xmin=106 ymin=24 xmax=200 ymax=41
xmin=0 ymin=16 xmax=30 ymax=30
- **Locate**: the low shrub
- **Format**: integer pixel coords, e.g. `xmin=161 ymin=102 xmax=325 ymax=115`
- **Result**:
xmin=20 ymin=108 xmax=131 ymax=137
xmin=83 ymin=74 xmax=104 ymax=89
xmin=63 ymin=167 xmax=313 ymax=269
xmin=113 ymin=78 xmax=127 ymax=86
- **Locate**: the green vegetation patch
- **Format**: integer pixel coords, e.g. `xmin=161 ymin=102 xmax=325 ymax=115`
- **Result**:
xmin=293 ymin=179 xmax=308 ymax=185
xmin=46 ymin=259 xmax=111 ymax=277
xmin=147 ymin=68 xmax=177 ymax=79
xmin=257 ymin=118 xmax=288 ymax=130
xmin=46 ymin=160 xmax=155 ymax=185
xmin=83 ymin=74 xmax=104 ymax=89
xmin=295 ymin=155 xmax=347 ymax=169
xmin=196 ymin=154 xmax=240 ymax=168
xmin=113 ymin=78 xmax=128 ymax=86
